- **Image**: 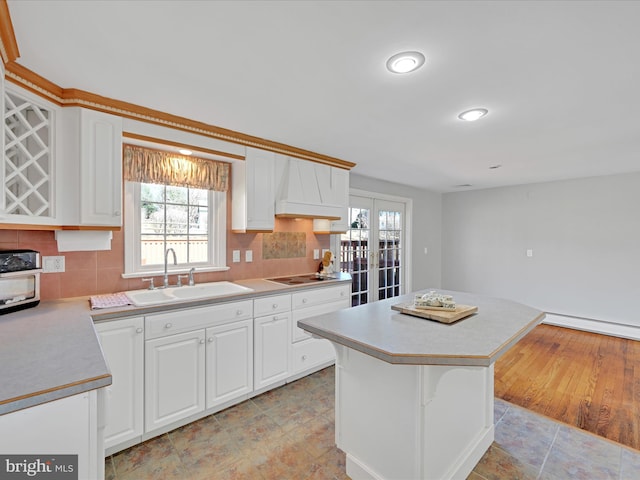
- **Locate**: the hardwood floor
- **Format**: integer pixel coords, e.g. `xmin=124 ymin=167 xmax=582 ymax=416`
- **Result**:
xmin=495 ymin=323 xmax=640 ymax=450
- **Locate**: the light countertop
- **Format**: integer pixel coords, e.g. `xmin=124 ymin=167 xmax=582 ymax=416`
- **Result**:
xmin=0 ymin=298 xmax=112 ymax=415
xmin=0 ymin=274 xmax=351 ymax=415
xmin=298 ymin=289 xmax=545 ymax=366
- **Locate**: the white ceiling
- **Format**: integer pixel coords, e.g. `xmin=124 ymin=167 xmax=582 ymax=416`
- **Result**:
xmin=7 ymin=0 xmax=640 ymax=192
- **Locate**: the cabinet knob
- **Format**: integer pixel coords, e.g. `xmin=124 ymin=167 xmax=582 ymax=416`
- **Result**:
xmin=200 ymin=339 xmax=205 ymax=344
xmin=165 ymin=323 xmax=172 ymax=329
xmin=208 ymin=337 xmax=214 ymax=343
xmin=301 ymin=355 xmax=308 ymax=361
xmin=340 ymin=291 xmax=345 ymax=296
xmin=237 ymin=310 xmax=243 ymax=315
xmin=272 ymin=303 xmax=278 ymax=309
xmin=114 ymin=210 xmax=121 ymax=216
xmin=302 ymin=298 xmax=308 ymax=304
xmin=136 ymin=328 xmax=143 ymax=334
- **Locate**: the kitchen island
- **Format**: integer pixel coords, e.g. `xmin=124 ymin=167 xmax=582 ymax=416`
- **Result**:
xmin=298 ymin=289 xmax=544 ymax=480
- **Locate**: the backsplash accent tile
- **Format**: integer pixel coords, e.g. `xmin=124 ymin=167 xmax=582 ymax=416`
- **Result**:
xmin=262 ymin=232 xmax=306 ymax=259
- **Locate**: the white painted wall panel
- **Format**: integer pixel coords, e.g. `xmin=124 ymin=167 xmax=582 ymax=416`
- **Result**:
xmin=442 ymin=173 xmax=640 ymax=327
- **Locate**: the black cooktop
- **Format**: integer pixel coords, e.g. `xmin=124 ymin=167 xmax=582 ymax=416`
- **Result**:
xmin=267 ymin=274 xmax=333 ymax=285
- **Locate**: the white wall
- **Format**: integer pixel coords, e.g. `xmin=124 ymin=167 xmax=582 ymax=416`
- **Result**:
xmin=441 ymin=173 xmax=640 ymax=328
xmin=350 ymin=174 xmax=442 ymax=291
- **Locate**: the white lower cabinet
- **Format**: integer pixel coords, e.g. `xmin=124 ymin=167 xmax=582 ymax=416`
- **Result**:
xmin=145 ymin=330 xmax=206 ymax=432
xmin=291 ymin=284 xmax=350 ymax=375
xmin=253 ymin=293 xmax=292 ymax=391
xmin=254 ymin=312 xmax=291 ymax=390
xmin=0 ymin=390 xmax=104 ymax=480
xmin=95 ymin=283 xmax=350 ymax=453
xmin=206 ymin=320 xmax=253 ymax=409
xmin=95 ymin=317 xmax=144 ymax=452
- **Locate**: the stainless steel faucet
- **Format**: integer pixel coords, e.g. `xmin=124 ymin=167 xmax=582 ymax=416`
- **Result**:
xmin=164 ymin=247 xmax=177 ymax=287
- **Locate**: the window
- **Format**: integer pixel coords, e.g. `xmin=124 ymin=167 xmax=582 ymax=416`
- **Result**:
xmin=122 ymin=144 xmax=229 ymax=277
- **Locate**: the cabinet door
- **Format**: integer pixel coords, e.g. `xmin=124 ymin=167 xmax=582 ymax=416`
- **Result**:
xmin=2 ymin=86 xmax=56 ymax=224
xmin=292 ymin=337 xmax=336 ymax=375
xmin=80 ymin=109 xmax=122 ymax=226
xmin=95 ymin=317 xmax=144 ymax=451
xmin=231 ymin=147 xmax=274 ymax=232
xmin=254 ymin=313 xmax=290 ymax=390
xmin=145 ymin=330 xmax=205 ymax=432
xmin=205 ymin=320 xmax=253 ymax=409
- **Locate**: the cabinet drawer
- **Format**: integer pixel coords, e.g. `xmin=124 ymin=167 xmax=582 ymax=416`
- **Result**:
xmin=292 ymin=299 xmax=350 ymax=342
xmin=145 ymin=300 xmax=253 ymax=339
xmin=292 ymin=285 xmax=349 ymax=310
xmin=292 ymin=338 xmax=336 ymax=374
xmin=254 ymin=294 xmax=291 ymax=317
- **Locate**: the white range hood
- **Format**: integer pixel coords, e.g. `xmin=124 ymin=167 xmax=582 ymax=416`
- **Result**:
xmin=275 ymin=156 xmax=345 ymax=220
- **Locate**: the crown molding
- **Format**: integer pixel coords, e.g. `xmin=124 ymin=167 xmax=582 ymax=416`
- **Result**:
xmin=0 ymin=0 xmax=19 ymax=65
xmin=122 ymin=132 xmax=246 ymax=162
xmin=3 ymin=61 xmax=356 ymax=172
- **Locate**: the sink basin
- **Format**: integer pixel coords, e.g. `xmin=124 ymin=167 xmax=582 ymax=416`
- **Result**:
xmin=125 ymin=281 xmax=254 ymax=307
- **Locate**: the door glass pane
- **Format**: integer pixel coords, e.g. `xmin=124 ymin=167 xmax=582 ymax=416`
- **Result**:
xmin=377 ymin=207 xmax=402 ymax=301
xmin=340 ymin=206 xmax=370 ymax=307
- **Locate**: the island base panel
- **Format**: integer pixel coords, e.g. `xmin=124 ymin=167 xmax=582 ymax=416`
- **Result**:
xmin=334 ymin=345 xmax=494 ymax=480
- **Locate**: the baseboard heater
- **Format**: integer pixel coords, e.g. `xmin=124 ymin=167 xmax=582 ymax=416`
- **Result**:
xmin=543 ymin=312 xmax=640 ymax=341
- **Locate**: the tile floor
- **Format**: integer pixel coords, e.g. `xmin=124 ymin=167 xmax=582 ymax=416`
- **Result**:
xmin=106 ymin=366 xmax=640 ymax=480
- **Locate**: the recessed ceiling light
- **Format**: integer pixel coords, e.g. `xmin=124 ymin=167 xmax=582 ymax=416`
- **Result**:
xmin=458 ymin=108 xmax=488 ymax=121
xmin=386 ymin=51 xmax=425 ymax=74
xmin=178 ymin=149 xmax=193 ymax=155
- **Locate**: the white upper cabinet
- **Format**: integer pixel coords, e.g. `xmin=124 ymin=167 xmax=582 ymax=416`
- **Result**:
xmin=1 ymin=85 xmax=58 ymax=225
xmin=232 ymin=147 xmax=275 ymax=232
xmin=78 ymin=109 xmax=123 ymax=226
xmin=58 ymin=107 xmax=122 ymax=227
xmin=313 ymin=167 xmax=349 ymax=233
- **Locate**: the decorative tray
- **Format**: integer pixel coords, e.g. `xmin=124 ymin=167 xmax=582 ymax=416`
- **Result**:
xmin=391 ymin=302 xmax=478 ymax=324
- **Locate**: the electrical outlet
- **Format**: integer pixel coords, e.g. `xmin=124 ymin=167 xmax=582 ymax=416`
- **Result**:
xmin=313 ymin=249 xmax=320 ymax=260
xmin=232 ymin=250 xmax=241 ymax=263
xmin=43 ymin=255 xmax=65 ymax=273
xmin=526 ymin=249 xmax=533 ymax=258
xmin=245 ymin=250 xmax=253 ymax=263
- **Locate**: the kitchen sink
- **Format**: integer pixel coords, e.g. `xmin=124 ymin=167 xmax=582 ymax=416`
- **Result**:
xmin=125 ymin=281 xmax=254 ymax=306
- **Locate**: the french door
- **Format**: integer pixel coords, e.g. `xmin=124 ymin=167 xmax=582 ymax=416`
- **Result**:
xmin=339 ymin=195 xmax=406 ymax=307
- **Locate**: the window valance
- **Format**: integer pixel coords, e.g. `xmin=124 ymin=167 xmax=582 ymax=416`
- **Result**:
xmin=123 ymin=144 xmax=229 ymax=192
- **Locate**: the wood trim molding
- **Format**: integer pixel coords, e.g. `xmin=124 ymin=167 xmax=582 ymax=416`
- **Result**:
xmin=4 ymin=63 xmax=357 ymax=171
xmin=122 ymin=132 xmax=245 ymax=162
xmin=0 ymin=0 xmax=19 ymax=65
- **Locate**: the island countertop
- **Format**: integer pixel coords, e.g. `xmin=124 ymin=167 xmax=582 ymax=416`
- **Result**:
xmin=298 ymin=289 xmax=545 ymax=366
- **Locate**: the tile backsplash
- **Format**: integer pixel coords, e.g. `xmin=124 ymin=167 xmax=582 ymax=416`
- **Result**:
xmin=0 ymin=218 xmax=329 ymax=301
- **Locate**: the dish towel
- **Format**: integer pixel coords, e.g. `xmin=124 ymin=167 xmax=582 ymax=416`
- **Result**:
xmin=90 ymin=292 xmax=132 ymax=310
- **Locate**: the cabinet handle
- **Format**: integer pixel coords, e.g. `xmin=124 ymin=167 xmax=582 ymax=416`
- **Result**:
xmin=165 ymin=323 xmax=172 ymax=329
xmin=136 ymin=328 xmax=143 ymax=334
xmin=208 ymin=337 xmax=214 ymax=343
